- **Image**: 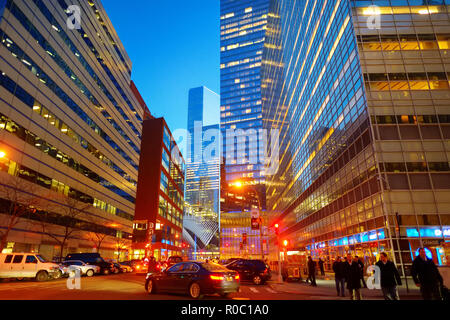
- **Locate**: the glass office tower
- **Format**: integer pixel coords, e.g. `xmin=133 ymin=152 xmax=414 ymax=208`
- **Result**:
xmin=184 ymin=87 xmax=221 ymax=259
xmin=0 ymin=0 xmax=142 ymax=260
xmin=263 ymin=0 xmax=450 ymax=273
xmin=220 ymin=0 xmax=270 ymax=259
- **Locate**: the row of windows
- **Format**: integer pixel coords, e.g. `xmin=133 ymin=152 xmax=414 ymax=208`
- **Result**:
xmin=373 ymin=114 xmax=450 ymax=124
xmin=56 ymin=0 xmax=142 ymax=124
xmin=381 ymin=162 xmax=450 ymax=172
xmin=158 ymin=196 xmax=182 ymax=228
xmin=0 ymin=30 xmax=139 ymax=171
xmin=0 ymin=197 xmax=132 ymax=239
xmin=0 ymin=111 xmax=135 ymax=204
xmin=374 ymin=123 xmax=450 ymax=140
xmin=0 ymin=158 xmax=133 ymax=221
xmin=6 ymin=1 xmax=141 ymax=151
xmin=83 ymin=0 xmax=132 ymax=77
xmin=0 ymin=71 xmax=136 ymax=188
xmin=0 ymin=68 xmax=135 ymax=182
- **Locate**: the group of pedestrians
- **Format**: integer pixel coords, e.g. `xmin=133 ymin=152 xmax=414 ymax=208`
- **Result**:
xmin=331 ymin=248 xmax=445 ymax=301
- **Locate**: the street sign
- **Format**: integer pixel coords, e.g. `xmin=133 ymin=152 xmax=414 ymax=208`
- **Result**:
xmin=251 ymin=218 xmax=260 ymax=230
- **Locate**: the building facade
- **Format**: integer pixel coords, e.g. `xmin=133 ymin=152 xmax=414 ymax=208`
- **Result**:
xmin=264 ymin=0 xmax=450 ymax=273
xmin=184 ymin=87 xmax=221 ymax=259
xmin=220 ymin=0 xmax=270 ymax=259
xmin=0 ymin=0 xmax=143 ymax=261
xmin=133 ymin=117 xmax=185 ymax=262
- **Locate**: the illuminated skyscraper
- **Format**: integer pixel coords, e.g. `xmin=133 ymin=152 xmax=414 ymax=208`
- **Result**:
xmin=220 ymin=0 xmax=270 ymax=259
xmin=0 ymin=0 xmax=143 ymax=259
xmin=263 ymin=0 xmax=450 ymax=271
xmin=184 ymin=87 xmax=221 ymax=258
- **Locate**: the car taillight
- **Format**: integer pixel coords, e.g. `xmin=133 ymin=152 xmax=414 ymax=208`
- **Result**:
xmin=210 ymin=275 xmax=224 ymax=281
xmin=235 ymin=275 xmax=240 ymax=280
xmin=263 ymin=268 xmax=268 ymax=274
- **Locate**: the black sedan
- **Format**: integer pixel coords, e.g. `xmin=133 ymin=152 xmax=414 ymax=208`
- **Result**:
xmin=145 ymin=261 xmax=240 ymax=299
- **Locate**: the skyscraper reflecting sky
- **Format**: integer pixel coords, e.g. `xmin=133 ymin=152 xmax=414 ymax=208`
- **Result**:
xmin=220 ymin=0 xmax=270 ymax=259
xmin=184 ymin=87 xmax=221 ymax=257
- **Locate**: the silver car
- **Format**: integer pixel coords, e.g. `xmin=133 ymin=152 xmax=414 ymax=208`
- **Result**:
xmin=61 ymin=260 xmax=100 ymax=277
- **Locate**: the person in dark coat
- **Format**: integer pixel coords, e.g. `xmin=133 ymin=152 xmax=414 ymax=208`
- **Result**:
xmin=345 ymin=255 xmax=363 ymax=300
xmin=411 ymin=248 xmax=443 ymax=300
xmin=307 ymin=256 xmax=317 ymax=287
xmin=356 ymin=256 xmax=367 ymax=288
xmin=375 ymin=252 xmax=402 ymax=300
xmin=332 ymin=256 xmax=346 ymax=297
xmin=318 ymin=258 xmax=325 ymax=276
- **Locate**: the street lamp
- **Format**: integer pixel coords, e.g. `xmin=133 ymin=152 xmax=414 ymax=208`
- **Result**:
xmin=0 ymin=150 xmax=6 ymax=159
xmin=232 ymin=180 xmax=264 ymax=260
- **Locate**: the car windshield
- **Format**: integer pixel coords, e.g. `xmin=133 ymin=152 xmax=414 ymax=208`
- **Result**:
xmin=202 ymin=263 xmax=230 ymax=272
xmin=36 ymin=255 xmax=46 ymax=263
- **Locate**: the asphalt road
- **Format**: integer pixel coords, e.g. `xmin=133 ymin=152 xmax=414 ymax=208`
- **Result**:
xmin=0 ymin=273 xmax=312 ymax=300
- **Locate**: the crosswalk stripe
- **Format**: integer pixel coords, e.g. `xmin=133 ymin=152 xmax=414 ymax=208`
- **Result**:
xmin=266 ymin=288 xmax=277 ymax=294
xmin=249 ymin=287 xmax=259 ymax=293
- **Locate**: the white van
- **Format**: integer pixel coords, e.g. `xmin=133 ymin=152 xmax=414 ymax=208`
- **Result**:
xmin=0 ymin=253 xmax=62 ymax=281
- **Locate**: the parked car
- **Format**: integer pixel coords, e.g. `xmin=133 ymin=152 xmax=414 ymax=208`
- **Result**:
xmin=225 ymin=259 xmax=271 ymax=285
xmin=60 ymin=260 xmax=100 ymax=277
xmin=64 ymin=253 xmax=114 ymax=275
xmin=145 ymin=261 xmax=240 ymax=299
xmin=161 ymin=256 xmax=183 ymax=271
xmin=0 ymin=253 xmax=62 ymax=281
xmin=118 ymin=262 xmax=133 ymax=273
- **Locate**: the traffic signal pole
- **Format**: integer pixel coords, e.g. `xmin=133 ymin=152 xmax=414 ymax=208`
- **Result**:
xmin=277 ymin=235 xmax=283 ymax=283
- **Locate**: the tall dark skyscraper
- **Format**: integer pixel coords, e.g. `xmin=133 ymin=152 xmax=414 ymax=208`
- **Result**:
xmin=184 ymin=87 xmax=221 ymax=259
xmin=220 ymin=0 xmax=270 ymax=259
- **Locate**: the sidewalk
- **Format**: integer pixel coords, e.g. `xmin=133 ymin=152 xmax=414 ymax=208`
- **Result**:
xmin=269 ymin=276 xmax=422 ymax=300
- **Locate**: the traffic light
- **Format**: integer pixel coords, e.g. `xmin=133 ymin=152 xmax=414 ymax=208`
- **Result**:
xmin=274 ymin=223 xmax=280 ymax=235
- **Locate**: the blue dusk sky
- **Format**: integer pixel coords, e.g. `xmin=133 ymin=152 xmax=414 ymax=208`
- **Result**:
xmin=102 ymin=0 xmax=220 ymax=132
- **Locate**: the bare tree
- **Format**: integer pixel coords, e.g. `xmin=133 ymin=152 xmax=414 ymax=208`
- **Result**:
xmin=37 ymin=195 xmax=90 ymax=262
xmin=114 ymin=236 xmax=130 ymax=261
xmin=0 ymin=176 xmax=42 ymax=250
xmin=86 ymin=222 xmax=109 ymax=254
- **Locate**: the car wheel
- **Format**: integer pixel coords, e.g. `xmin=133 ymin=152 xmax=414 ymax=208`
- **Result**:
xmin=253 ymin=275 xmax=263 ymax=285
xmin=189 ymin=282 xmax=203 ymax=299
xmin=145 ymin=279 xmax=158 ymax=294
xmin=36 ymin=271 xmax=48 ymax=282
xmin=103 ymin=269 xmax=110 ymax=275
xmin=220 ymin=293 xmax=231 ymax=299
xmin=16 ymin=278 xmax=25 ymax=281
xmin=114 ymin=268 xmax=120 ymax=274
xmin=53 ymin=270 xmax=63 ymax=280
xmin=86 ymin=269 xmax=94 ymax=277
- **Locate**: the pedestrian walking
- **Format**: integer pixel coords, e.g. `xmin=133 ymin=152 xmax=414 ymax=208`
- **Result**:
xmin=345 ymin=255 xmax=363 ymax=300
xmin=356 ymin=256 xmax=367 ymax=288
xmin=307 ymin=256 xmax=317 ymax=287
xmin=411 ymin=248 xmax=444 ymax=300
xmin=375 ymin=252 xmax=402 ymax=300
xmin=318 ymin=258 xmax=325 ymax=276
xmin=332 ymin=256 xmax=346 ymax=297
